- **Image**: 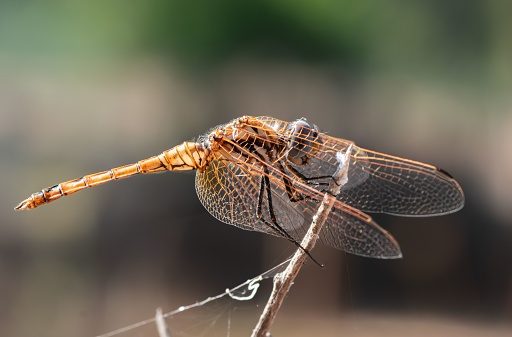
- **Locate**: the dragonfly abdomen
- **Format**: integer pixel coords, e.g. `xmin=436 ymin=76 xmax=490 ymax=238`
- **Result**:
xmin=15 ymin=141 xmax=209 ymax=210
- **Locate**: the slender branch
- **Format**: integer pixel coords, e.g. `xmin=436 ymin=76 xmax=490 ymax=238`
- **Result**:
xmin=155 ymin=307 xmax=171 ymax=337
xmin=251 ymin=147 xmax=352 ymax=337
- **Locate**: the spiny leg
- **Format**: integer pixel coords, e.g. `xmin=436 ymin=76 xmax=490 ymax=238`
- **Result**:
xmin=281 ymin=159 xmax=346 ymax=201
xmin=256 ymin=174 xmax=293 ymax=240
xmin=276 ymin=160 xmax=340 ymax=232
xmin=275 ymin=161 xmax=305 ymax=203
xmin=283 ymin=160 xmax=331 ymax=184
xmin=256 ymin=168 xmax=323 ymax=267
xmin=277 ymin=160 xmax=326 ymax=204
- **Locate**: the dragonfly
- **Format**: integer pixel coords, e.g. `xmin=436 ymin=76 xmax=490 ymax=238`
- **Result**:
xmin=15 ymin=116 xmax=464 ymax=259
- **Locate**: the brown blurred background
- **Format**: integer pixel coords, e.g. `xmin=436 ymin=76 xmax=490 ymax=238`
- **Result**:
xmin=1 ymin=1 xmax=511 ymax=336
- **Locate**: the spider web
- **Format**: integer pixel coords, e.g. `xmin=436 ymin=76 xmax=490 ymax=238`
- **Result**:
xmin=94 ymin=259 xmax=290 ymax=337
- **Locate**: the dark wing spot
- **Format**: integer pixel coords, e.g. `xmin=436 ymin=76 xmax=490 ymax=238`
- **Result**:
xmin=437 ymin=167 xmax=454 ymax=179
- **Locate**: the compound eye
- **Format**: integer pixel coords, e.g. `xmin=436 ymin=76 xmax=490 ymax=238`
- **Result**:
xmin=287 ymin=120 xmax=318 ymax=162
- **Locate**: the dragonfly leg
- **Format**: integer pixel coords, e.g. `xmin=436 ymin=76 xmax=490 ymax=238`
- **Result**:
xmin=256 ymin=172 xmax=324 ymax=267
xmin=276 ymin=161 xmax=340 ymax=223
xmin=276 ymin=161 xmax=323 ymax=204
xmin=280 ymin=160 xmax=348 ymax=203
xmin=256 ymin=174 xmax=290 ymax=239
xmin=283 ymin=160 xmax=331 ymax=185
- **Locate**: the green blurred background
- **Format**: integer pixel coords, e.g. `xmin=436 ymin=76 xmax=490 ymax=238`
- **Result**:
xmin=1 ymin=1 xmax=511 ymax=336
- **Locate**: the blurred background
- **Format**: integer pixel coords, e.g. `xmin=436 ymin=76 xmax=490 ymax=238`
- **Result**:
xmin=1 ymin=1 xmax=511 ymax=336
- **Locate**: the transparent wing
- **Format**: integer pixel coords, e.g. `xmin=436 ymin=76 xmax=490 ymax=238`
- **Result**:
xmin=335 ymin=147 xmax=465 ymax=216
xmin=195 ymin=159 xmax=275 ymax=235
xmin=255 ymin=117 xmax=465 ymax=217
xmin=195 ymin=158 xmax=401 ymax=258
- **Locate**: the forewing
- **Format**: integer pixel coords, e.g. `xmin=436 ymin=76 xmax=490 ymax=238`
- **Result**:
xmin=335 ymin=145 xmax=465 ymax=216
xmin=274 ymin=122 xmax=464 ymax=216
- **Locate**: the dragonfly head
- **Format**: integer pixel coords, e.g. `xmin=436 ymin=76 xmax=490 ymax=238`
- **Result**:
xmin=286 ymin=119 xmax=321 ymax=165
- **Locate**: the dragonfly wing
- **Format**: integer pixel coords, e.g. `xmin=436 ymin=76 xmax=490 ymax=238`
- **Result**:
xmin=195 ymin=159 xmax=314 ymax=238
xmin=317 ymin=198 xmax=401 ymax=258
xmin=335 ymin=147 xmax=465 ymax=216
xmin=195 ymin=159 xmax=275 ymax=235
xmin=195 ymin=159 xmax=402 ymax=258
xmin=265 ymin=177 xmax=402 ymax=258
xmin=292 ymin=132 xmax=465 ymax=216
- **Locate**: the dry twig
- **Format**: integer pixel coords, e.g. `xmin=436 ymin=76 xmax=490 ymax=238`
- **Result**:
xmin=155 ymin=307 xmax=172 ymax=337
xmin=251 ymin=146 xmax=352 ymax=337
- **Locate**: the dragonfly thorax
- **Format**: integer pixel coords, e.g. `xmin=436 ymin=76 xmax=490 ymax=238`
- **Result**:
xmin=204 ymin=117 xmax=285 ymax=171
